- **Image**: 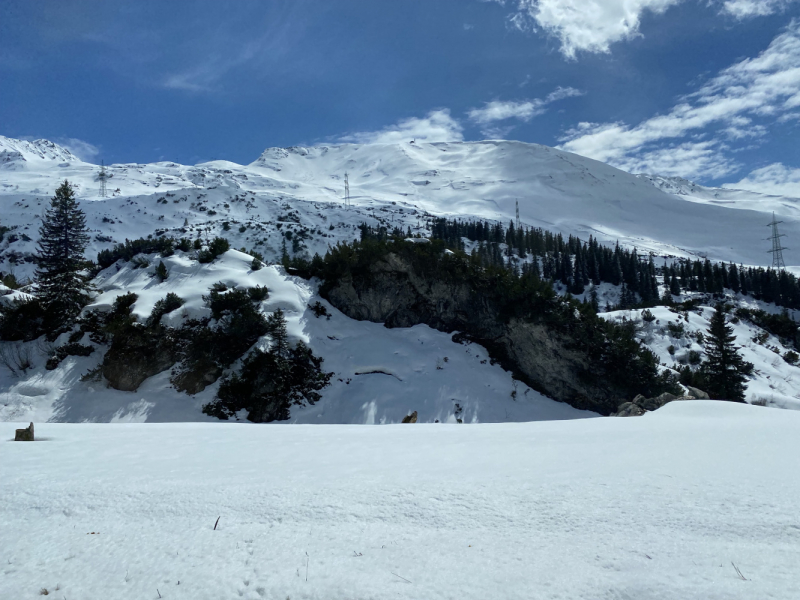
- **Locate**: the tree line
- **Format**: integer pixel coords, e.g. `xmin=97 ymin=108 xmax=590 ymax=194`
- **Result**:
xmin=418 ymin=217 xmax=800 ymax=311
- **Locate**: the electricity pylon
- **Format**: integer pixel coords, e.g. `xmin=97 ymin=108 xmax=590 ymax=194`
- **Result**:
xmin=767 ymin=211 xmax=788 ymax=269
xmin=344 ymin=172 xmax=350 ymax=210
xmin=98 ymin=160 xmax=108 ymax=198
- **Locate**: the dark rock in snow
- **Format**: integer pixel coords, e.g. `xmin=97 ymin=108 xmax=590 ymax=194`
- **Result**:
xmin=614 ymin=403 xmax=645 ymax=417
xmin=401 ymin=411 xmax=418 ymax=423
xmin=15 ymin=422 xmax=34 ymax=441
xmin=102 ymin=325 xmax=178 ymax=392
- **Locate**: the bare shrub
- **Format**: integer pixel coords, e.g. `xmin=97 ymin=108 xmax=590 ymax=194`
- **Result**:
xmin=0 ymin=342 xmax=33 ymax=376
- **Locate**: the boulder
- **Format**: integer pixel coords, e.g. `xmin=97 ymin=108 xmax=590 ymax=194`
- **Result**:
xmin=614 ymin=402 xmax=645 ymax=417
xmin=639 ymin=392 xmax=677 ymax=411
xmin=401 ymin=411 xmax=418 ymax=424
xmin=686 ymin=386 xmax=710 ymax=400
xmin=15 ymin=422 xmax=34 ymax=441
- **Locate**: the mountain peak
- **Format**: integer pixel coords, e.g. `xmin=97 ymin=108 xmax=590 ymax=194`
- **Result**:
xmin=0 ymin=135 xmax=80 ymax=167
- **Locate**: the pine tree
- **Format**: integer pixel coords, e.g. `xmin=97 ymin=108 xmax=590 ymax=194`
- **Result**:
xmin=155 ymin=261 xmax=168 ymax=282
xmin=267 ymin=309 xmax=289 ymax=359
xmin=589 ymin=288 xmax=600 ymax=313
xmin=702 ymin=304 xmax=749 ymax=402
xmin=280 ymin=237 xmax=289 ymax=267
xmin=36 ymin=180 xmax=90 ymax=326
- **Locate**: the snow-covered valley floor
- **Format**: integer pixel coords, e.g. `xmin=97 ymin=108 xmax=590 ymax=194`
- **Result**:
xmin=3 ymin=400 xmax=798 ymax=600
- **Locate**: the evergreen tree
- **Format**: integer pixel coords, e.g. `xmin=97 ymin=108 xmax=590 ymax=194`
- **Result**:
xmin=36 ymin=180 xmax=91 ymax=326
xmin=589 ymin=288 xmax=600 ymax=313
xmin=155 ymin=260 xmax=168 ymax=282
xmin=267 ymin=309 xmax=289 ymax=359
xmin=280 ymin=237 xmax=289 ymax=267
xmin=702 ymin=304 xmax=750 ymax=402
xmin=669 ymin=271 xmax=681 ymax=296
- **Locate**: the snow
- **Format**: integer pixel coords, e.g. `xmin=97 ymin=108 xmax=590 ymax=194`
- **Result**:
xmin=639 ymin=173 xmax=800 ymax=219
xmin=1 ymin=250 xmax=592 ymax=424
xmin=3 ymin=134 xmax=800 ymax=422
xmin=2 ymin=400 xmax=799 ymax=599
xmin=2 ymin=136 xmax=799 ymax=287
xmin=604 ymin=302 xmax=800 ymax=410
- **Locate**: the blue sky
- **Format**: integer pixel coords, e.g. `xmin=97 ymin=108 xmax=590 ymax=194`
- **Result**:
xmin=2 ymin=0 xmax=800 ymax=194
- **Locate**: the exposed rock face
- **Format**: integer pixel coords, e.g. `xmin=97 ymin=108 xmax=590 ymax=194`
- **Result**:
xmin=15 ymin=422 xmax=34 ymax=441
xmin=401 ymin=411 xmax=418 ymax=423
xmin=324 ymin=253 xmax=633 ymax=415
xmin=102 ymin=325 xmax=178 ymax=392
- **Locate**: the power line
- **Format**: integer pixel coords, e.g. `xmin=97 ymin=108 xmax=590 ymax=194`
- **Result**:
xmin=767 ymin=211 xmax=788 ymax=270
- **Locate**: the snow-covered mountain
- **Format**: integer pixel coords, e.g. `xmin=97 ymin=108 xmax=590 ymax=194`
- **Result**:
xmin=2 ymin=134 xmax=800 ymax=424
xmin=638 ymin=173 xmax=800 ymax=220
xmin=0 ymin=136 xmax=79 ymax=168
xmin=2 ymin=135 xmax=798 ymax=283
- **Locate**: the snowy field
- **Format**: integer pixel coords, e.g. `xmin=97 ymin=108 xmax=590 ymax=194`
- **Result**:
xmin=3 ymin=400 xmax=799 ymax=600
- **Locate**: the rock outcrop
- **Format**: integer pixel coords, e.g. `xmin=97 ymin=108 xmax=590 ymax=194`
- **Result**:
xmin=323 ymin=252 xmax=653 ymax=415
xmin=613 ymin=387 xmax=709 ymax=416
xmin=401 ymin=411 xmax=418 ymax=423
xmin=102 ymin=325 xmax=178 ymax=392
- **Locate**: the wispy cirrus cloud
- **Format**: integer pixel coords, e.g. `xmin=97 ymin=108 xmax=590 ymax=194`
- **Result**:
xmin=724 ymin=163 xmax=800 ymax=197
xmin=56 ymin=137 xmax=101 ymax=163
xmin=467 ymin=87 xmax=583 ymax=137
xmin=557 ymin=21 xmax=800 ymax=179
xmin=721 ymin=0 xmax=798 ymax=19
xmin=338 ymin=110 xmax=464 ymax=144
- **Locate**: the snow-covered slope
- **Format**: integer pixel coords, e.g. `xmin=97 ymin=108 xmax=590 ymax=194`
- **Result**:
xmin=3 ymin=401 xmax=799 ymax=600
xmin=0 ymin=136 xmax=79 ymax=169
xmin=0 ymin=251 xmax=594 ymax=424
xmin=639 ymin=173 xmax=800 ymax=220
xmin=2 ymin=135 xmax=799 ymax=424
xmin=2 ymin=136 xmax=799 ymax=284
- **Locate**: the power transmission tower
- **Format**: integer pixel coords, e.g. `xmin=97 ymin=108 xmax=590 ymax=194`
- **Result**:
xmin=98 ymin=159 xmax=108 ymax=198
xmin=767 ymin=211 xmax=788 ymax=269
xmin=515 ymin=200 xmax=520 ymax=230
xmin=344 ymin=172 xmax=350 ymax=210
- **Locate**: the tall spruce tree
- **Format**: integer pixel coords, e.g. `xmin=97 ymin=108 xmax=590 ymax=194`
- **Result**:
xmin=702 ymin=304 xmax=749 ymax=402
xmin=36 ymin=180 xmax=90 ymax=327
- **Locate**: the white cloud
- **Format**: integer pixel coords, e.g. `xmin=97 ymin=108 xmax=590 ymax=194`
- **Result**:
xmin=500 ymin=1 xmax=796 ymax=59
xmin=468 ymin=99 xmax=548 ymax=125
xmin=724 ymin=163 xmax=800 ymax=197
xmin=721 ymin=0 xmax=798 ymax=19
xmin=467 ymin=87 xmax=583 ymax=138
xmin=57 ymin=137 xmax=100 ymax=163
xmin=558 ymin=21 xmax=800 ymax=179
xmin=338 ymin=110 xmax=464 ymax=144
xmin=507 ymin=0 xmax=684 ymax=58
xmin=613 ymin=140 xmax=740 ymax=179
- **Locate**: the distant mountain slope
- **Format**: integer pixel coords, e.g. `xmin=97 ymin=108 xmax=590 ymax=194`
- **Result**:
xmin=1 ymin=136 xmax=798 ymax=281
xmin=638 ymin=173 xmax=800 ymax=219
xmin=0 ymin=135 xmax=79 ymax=167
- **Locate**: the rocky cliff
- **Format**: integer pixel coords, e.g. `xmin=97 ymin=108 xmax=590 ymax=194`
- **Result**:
xmin=322 ymin=249 xmax=659 ymax=414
